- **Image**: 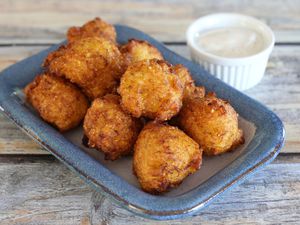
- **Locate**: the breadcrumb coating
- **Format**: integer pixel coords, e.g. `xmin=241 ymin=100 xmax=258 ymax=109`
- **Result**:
xmin=119 ymin=59 xmax=183 ymax=121
xmin=83 ymin=94 xmax=142 ymax=160
xmin=133 ymin=122 xmax=202 ymax=194
xmin=24 ymin=73 xmax=89 ymax=132
xmin=178 ymin=92 xmax=244 ymax=155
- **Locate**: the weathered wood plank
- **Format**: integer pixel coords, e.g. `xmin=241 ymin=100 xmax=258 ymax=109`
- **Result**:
xmin=0 ymin=157 xmax=92 ymax=225
xmin=0 ymin=113 xmax=47 ymax=154
xmin=0 ymin=155 xmax=299 ymax=224
xmin=0 ymin=0 xmax=300 ymax=43
xmin=0 ymin=45 xmax=299 ymax=154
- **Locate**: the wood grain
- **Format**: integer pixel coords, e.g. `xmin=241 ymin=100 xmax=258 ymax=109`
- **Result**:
xmin=0 ymin=45 xmax=299 ymax=154
xmin=0 ymin=1 xmax=298 ymax=224
xmin=0 ymin=0 xmax=299 ymax=43
xmin=0 ymin=155 xmax=299 ymax=224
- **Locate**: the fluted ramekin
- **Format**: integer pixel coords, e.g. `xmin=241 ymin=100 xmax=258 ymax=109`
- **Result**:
xmin=186 ymin=13 xmax=275 ymax=91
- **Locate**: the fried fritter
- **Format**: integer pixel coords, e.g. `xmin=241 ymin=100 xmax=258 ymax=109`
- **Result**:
xmin=44 ymin=37 xmax=124 ymax=100
xmin=24 ymin=73 xmax=89 ymax=132
xmin=178 ymin=92 xmax=244 ymax=156
xmin=192 ymin=86 xmax=206 ymax=99
xmin=83 ymin=94 xmax=141 ymax=160
xmin=67 ymin=17 xmax=116 ymax=43
xmin=120 ymin=39 xmax=163 ymax=69
xmin=172 ymin=64 xmax=205 ymax=100
xmin=168 ymin=65 xmax=205 ymax=127
xmin=133 ymin=122 xmax=202 ymax=194
xmin=119 ymin=59 xmax=183 ymax=121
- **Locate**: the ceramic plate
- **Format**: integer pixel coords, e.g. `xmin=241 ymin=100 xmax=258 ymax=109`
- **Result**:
xmin=0 ymin=25 xmax=285 ymax=220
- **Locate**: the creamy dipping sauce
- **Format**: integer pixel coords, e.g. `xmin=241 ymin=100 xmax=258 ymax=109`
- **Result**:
xmin=195 ymin=27 xmax=265 ymax=58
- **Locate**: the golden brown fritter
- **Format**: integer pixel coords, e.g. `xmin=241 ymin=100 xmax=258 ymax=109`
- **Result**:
xmin=172 ymin=64 xmax=195 ymax=98
xmin=192 ymin=86 xmax=206 ymax=99
xmin=24 ymin=73 xmax=89 ymax=132
xmin=168 ymin=65 xmax=205 ymax=127
xmin=67 ymin=17 xmax=116 ymax=43
xmin=44 ymin=37 xmax=124 ymax=100
xmin=178 ymin=92 xmax=244 ymax=156
xmin=118 ymin=59 xmax=184 ymax=121
xmin=133 ymin=122 xmax=202 ymax=194
xmin=172 ymin=64 xmax=205 ymax=101
xmin=83 ymin=94 xmax=142 ymax=160
xmin=120 ymin=39 xmax=163 ymax=70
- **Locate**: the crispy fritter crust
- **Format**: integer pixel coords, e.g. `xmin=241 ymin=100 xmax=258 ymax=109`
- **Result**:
xmin=172 ymin=64 xmax=205 ymax=101
xmin=192 ymin=86 xmax=206 ymax=99
xmin=133 ymin=122 xmax=202 ymax=194
xmin=44 ymin=37 xmax=124 ymax=100
xmin=178 ymin=92 xmax=244 ymax=156
xmin=118 ymin=59 xmax=184 ymax=121
xmin=83 ymin=94 xmax=142 ymax=160
xmin=67 ymin=17 xmax=116 ymax=43
xmin=24 ymin=74 xmax=89 ymax=132
xmin=120 ymin=39 xmax=163 ymax=70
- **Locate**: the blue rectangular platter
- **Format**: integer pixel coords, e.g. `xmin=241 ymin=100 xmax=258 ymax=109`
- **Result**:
xmin=0 ymin=25 xmax=284 ymax=220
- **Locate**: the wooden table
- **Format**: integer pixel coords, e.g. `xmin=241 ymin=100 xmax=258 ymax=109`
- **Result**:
xmin=0 ymin=1 xmax=300 ymax=224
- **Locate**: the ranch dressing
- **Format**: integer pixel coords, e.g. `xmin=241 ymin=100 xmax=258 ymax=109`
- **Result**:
xmin=195 ymin=27 xmax=265 ymax=58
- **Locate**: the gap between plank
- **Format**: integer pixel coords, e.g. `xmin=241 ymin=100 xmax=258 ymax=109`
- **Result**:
xmin=1 ymin=42 xmax=300 ymax=47
xmin=0 ymin=154 xmax=299 ymax=163
xmin=0 ymin=154 xmax=56 ymax=163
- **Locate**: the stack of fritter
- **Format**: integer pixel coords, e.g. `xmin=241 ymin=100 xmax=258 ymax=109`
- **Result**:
xmin=25 ymin=18 xmax=244 ymax=194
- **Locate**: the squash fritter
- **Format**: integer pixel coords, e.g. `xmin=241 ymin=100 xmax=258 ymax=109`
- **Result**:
xmin=83 ymin=94 xmax=141 ymax=160
xmin=120 ymin=39 xmax=163 ymax=70
xmin=44 ymin=37 xmax=124 ymax=100
xmin=172 ymin=64 xmax=205 ymax=100
xmin=118 ymin=59 xmax=183 ymax=121
xmin=178 ymin=92 xmax=244 ymax=155
xmin=67 ymin=17 xmax=116 ymax=43
xmin=133 ymin=122 xmax=202 ymax=194
xmin=24 ymin=73 xmax=89 ymax=132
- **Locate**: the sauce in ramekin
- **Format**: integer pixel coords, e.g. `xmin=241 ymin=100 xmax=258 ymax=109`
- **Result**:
xmin=195 ymin=27 xmax=265 ymax=58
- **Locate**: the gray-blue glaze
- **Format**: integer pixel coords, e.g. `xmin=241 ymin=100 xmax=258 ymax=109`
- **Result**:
xmin=0 ymin=25 xmax=285 ymax=220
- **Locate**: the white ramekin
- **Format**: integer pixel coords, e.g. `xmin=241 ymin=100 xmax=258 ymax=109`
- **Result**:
xmin=186 ymin=13 xmax=275 ymax=91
